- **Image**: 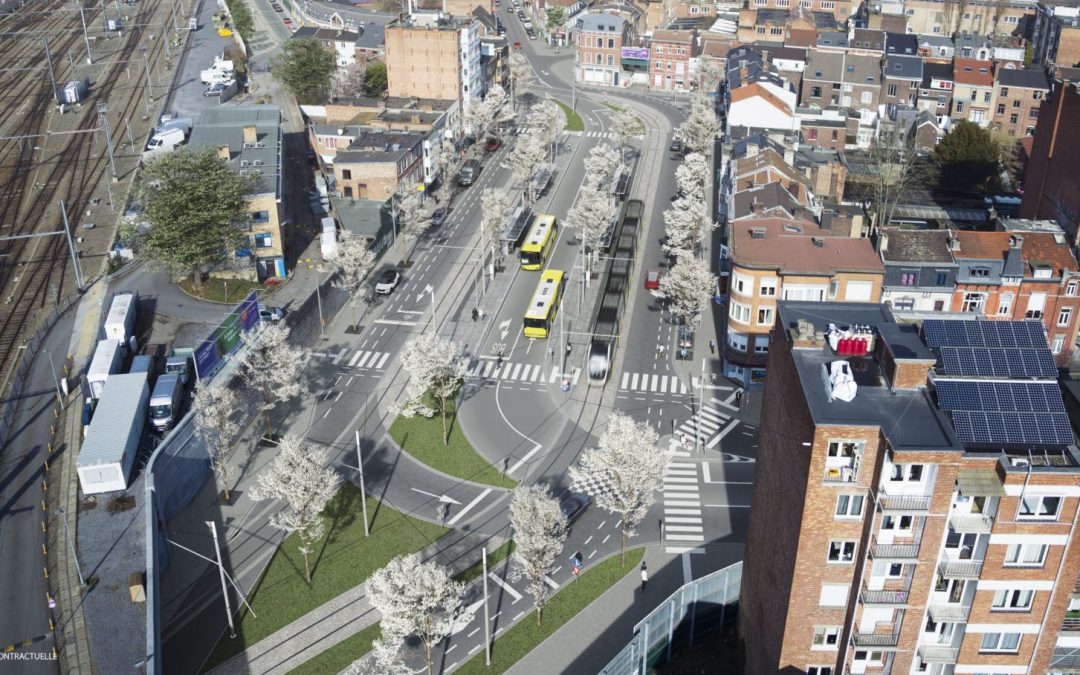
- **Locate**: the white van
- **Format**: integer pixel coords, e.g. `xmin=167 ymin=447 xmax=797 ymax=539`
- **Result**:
xmin=148 ymin=374 xmax=183 ymax=431
xmin=143 ymin=127 xmax=186 ymax=158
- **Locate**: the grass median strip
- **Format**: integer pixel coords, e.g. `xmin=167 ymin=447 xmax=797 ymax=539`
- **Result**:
xmin=453 ymin=548 xmax=646 ymax=675
xmin=285 ymin=540 xmax=516 ymax=674
xmin=203 ymin=484 xmax=449 ymax=670
xmin=551 ymin=98 xmax=585 ymax=132
xmin=389 ymin=398 xmax=516 ymax=489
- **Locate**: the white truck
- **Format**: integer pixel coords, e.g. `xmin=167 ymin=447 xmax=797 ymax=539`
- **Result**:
xmin=87 ymin=339 xmax=124 ymax=399
xmin=104 ymin=291 xmax=137 ymax=343
xmin=76 ymin=372 xmax=149 ymax=495
xmin=142 ymin=117 xmax=192 ymax=161
xmin=200 ymin=57 xmax=235 ymax=85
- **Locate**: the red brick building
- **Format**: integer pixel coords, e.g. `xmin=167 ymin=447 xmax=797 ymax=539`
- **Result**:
xmin=574 ymin=13 xmax=631 ymax=87
xmin=949 ymin=230 xmax=1080 ymax=359
xmin=741 ymin=305 xmax=1080 ymax=675
xmin=648 ymin=29 xmax=695 ymax=90
xmin=990 ymin=67 xmax=1050 ymax=137
xmin=1020 ymin=81 xmax=1080 ymax=242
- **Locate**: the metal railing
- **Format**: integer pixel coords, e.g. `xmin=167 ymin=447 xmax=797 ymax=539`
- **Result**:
xmin=852 ymin=629 xmax=901 ymax=647
xmin=938 ymin=558 xmax=983 ymax=578
xmin=928 ymin=603 xmax=972 ymax=622
xmin=878 ymin=494 xmax=931 ymax=512
xmin=919 ymin=645 xmax=960 ymax=662
xmin=871 ymin=536 xmax=921 ymax=559
xmin=599 ymin=562 xmax=742 ymax=675
xmin=949 ymin=512 xmax=994 ymax=533
xmin=860 ymin=587 xmax=910 ymax=606
xmin=823 ymin=464 xmax=859 ymax=483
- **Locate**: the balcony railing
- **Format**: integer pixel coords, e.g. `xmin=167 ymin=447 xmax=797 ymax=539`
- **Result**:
xmin=871 ymin=537 xmax=921 ymax=559
xmin=929 ymin=603 xmax=971 ymax=622
xmin=949 ymin=512 xmax=994 ymax=533
xmin=879 ymin=494 xmax=931 ymax=512
xmin=824 ymin=464 xmax=859 ymax=484
xmin=860 ymin=588 xmax=910 ymax=606
xmin=919 ymin=645 xmax=960 ymax=663
xmin=938 ymin=559 xmax=984 ymax=578
xmin=853 ymin=630 xmax=901 ymax=648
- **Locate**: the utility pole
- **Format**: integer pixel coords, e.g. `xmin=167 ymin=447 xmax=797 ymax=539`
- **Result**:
xmin=42 ymin=37 xmax=59 ymax=104
xmin=206 ymin=521 xmax=236 ymax=638
xmin=140 ymin=46 xmax=153 ymax=112
xmin=97 ymin=103 xmax=118 ymax=180
xmin=79 ymin=6 xmax=93 ymax=64
xmin=482 ymin=546 xmax=492 ymax=665
xmin=354 ymin=429 xmax=370 ymax=537
xmin=57 ymin=507 xmax=84 ymax=587
xmin=314 ymin=270 xmax=325 ymax=339
xmin=58 ymin=201 xmax=85 ymax=291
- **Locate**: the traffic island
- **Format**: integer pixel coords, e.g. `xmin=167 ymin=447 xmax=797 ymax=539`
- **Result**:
xmin=388 ymin=399 xmax=516 ymax=489
xmin=551 ymin=98 xmax=585 ymax=132
xmin=453 ymin=548 xmax=646 ymax=674
xmin=177 ymin=277 xmax=270 ymax=304
xmin=203 ymin=484 xmax=450 ymax=670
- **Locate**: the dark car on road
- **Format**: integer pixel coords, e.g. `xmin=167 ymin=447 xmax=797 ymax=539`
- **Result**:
xmin=431 ymin=207 xmax=449 ymax=227
xmin=669 ymin=138 xmax=683 ymax=153
xmin=484 ymin=137 xmax=502 ymax=152
xmin=560 ymin=492 xmax=592 ymax=525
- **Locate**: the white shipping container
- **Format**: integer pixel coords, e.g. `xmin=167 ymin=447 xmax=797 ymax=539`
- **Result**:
xmin=320 ymin=217 xmax=337 ymax=259
xmin=76 ymin=373 xmax=149 ymax=495
xmin=104 ymin=291 xmax=137 ymax=342
xmin=87 ymin=339 xmax=124 ymax=399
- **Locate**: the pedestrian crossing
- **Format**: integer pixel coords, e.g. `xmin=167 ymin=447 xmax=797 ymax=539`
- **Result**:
xmin=466 ymin=359 xmax=581 ymax=386
xmin=673 ymin=400 xmax=739 ymax=451
xmin=313 ymin=348 xmax=392 ymax=371
xmin=619 ymin=372 xmax=690 ymax=395
xmin=663 ymin=449 xmax=705 ymax=554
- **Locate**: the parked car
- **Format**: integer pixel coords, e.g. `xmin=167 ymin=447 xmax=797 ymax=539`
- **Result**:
xmin=526 ymin=28 xmax=536 ymax=38
xmin=431 ymin=207 xmax=449 ymax=227
xmin=271 ymin=2 xmax=283 ymax=9
xmin=677 ymin=325 xmax=694 ymax=359
xmin=484 ymin=137 xmax=501 ymax=152
xmin=282 ymin=17 xmax=292 ymax=26
xmin=669 ymin=138 xmax=683 ymax=153
xmin=375 ymin=269 xmax=401 ymax=294
xmin=203 ymin=82 xmax=228 ymax=97
xmin=560 ymin=492 xmax=591 ymax=525
xmin=513 ymin=41 xmax=522 ymax=49
xmin=259 ymin=305 xmax=284 ymax=322
xmin=644 ymin=269 xmax=662 ymax=290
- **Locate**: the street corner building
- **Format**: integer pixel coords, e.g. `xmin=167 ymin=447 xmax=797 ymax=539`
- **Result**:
xmin=738 ymin=302 xmax=1080 ymax=675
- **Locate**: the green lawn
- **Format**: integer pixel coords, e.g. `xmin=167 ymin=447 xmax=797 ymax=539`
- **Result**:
xmin=285 ymin=540 xmax=516 ymax=674
xmin=551 ymin=98 xmax=585 ymax=132
xmin=389 ymin=399 xmax=516 ymax=489
xmin=177 ymin=277 xmax=270 ymax=304
xmin=203 ymin=484 xmax=450 ymax=670
xmin=454 ymin=548 xmax=646 ymax=674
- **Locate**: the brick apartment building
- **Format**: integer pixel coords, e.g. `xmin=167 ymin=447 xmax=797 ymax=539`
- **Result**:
xmin=574 ymin=13 xmax=631 ymax=86
xmin=991 ymin=68 xmax=1050 ymax=137
xmin=1021 ymin=80 xmax=1080 ymax=241
xmin=740 ymin=307 xmax=1080 ymax=675
xmin=648 ymin=29 xmax=695 ymax=90
xmin=951 ymin=58 xmax=995 ymax=126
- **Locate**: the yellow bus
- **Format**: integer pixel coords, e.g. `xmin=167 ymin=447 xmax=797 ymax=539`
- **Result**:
xmin=519 ymin=214 xmax=558 ymax=270
xmin=523 ymin=269 xmax=565 ymax=339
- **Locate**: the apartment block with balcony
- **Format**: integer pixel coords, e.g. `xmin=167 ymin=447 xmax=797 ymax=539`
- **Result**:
xmin=740 ymin=305 xmax=1080 ymax=675
xmin=724 ymin=218 xmax=883 ymax=385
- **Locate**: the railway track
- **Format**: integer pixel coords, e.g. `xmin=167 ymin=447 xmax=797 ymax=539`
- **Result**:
xmin=0 ymin=0 xmax=172 ymax=395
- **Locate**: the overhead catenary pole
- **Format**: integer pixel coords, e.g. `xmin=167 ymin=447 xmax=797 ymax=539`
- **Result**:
xmin=42 ymin=37 xmax=59 ymax=104
xmin=97 ymin=103 xmax=118 ymax=180
xmin=354 ymin=429 xmax=370 ymax=537
xmin=482 ymin=546 xmax=492 ymax=665
xmin=206 ymin=521 xmax=236 ymax=638
xmin=78 ymin=6 xmax=93 ymax=64
xmin=58 ymin=201 xmax=85 ymax=291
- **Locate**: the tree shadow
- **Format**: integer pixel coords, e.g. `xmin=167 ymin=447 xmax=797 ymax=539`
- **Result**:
xmin=309 ymin=477 xmax=361 ymax=579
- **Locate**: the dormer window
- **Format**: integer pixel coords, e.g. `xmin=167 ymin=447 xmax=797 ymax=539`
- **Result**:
xmin=970 ymin=267 xmax=990 ymax=278
xmin=1034 ymin=267 xmax=1053 ymax=279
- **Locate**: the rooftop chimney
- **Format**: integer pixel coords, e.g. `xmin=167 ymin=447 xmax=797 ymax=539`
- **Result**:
xmin=216 ymin=145 xmax=231 ymax=160
xmin=243 ymin=125 xmax=258 ymax=145
xmin=1009 ymin=233 xmax=1024 ymax=248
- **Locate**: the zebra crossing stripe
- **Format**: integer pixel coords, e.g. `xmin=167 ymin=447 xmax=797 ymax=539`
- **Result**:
xmin=701 ymin=408 xmax=729 ymax=424
xmin=665 ymin=508 xmax=702 ymax=515
xmin=348 ymin=350 xmax=364 ymax=367
xmin=621 ymin=372 xmax=629 ymax=389
xmin=572 ymin=368 xmax=581 ymax=385
xmin=520 ymin=364 xmax=537 ymax=381
xmin=660 ymin=377 xmax=668 ymax=394
xmin=667 ymin=533 xmax=705 ymax=541
xmin=532 ymin=365 xmax=545 ymax=382
xmin=549 ymin=366 xmax=560 ymax=383
xmin=374 ymin=353 xmax=390 ymax=369
xmin=509 ymin=363 xmax=522 ymax=379
xmin=664 ymin=516 xmax=703 ymax=524
xmin=664 ymin=476 xmax=698 ymax=484
xmin=483 ymin=361 xmax=496 ymax=378
xmin=666 ymin=525 xmax=704 ymax=533
xmin=630 ymin=373 xmax=639 ymax=389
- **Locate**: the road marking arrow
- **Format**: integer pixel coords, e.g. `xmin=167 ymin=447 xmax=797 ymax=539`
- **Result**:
xmin=499 ymin=319 xmax=511 ymax=341
xmin=410 ymin=487 xmax=462 ymax=505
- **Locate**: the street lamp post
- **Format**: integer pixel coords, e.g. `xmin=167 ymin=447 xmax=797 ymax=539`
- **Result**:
xmin=45 ymin=347 xmax=64 ymax=408
xmin=207 ymin=521 xmax=236 ymax=638
xmin=354 ymin=428 xmax=370 ymax=537
xmin=57 ymin=507 xmax=84 ymax=587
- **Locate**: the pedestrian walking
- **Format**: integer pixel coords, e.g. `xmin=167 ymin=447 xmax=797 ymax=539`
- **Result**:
xmin=735 ymin=389 xmax=743 ymax=408
xmin=471 ymin=307 xmax=479 ymax=321
xmin=709 ymin=338 xmax=716 ymax=354
xmin=640 ymin=563 xmax=648 ymax=592
xmin=655 ymin=345 xmax=661 ymax=360
xmin=680 ymin=432 xmax=688 ymax=448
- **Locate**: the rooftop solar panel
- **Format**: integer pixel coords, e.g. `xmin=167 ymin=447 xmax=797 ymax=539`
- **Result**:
xmin=938 ymin=347 xmax=1057 ymax=378
xmin=951 ymin=410 xmax=1074 ymax=446
xmin=923 ymin=319 xmax=1048 ymax=349
xmin=935 ymin=380 xmax=1066 ymax=413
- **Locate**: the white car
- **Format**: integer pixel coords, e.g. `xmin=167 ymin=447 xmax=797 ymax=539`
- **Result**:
xmin=259 ymin=305 xmax=284 ymax=322
xmin=375 ymin=269 xmax=401 ymax=295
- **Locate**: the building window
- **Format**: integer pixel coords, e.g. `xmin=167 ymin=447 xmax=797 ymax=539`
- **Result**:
xmin=1000 ymin=87 xmax=1009 ymax=98
xmin=812 ymin=626 xmax=841 ymax=649
xmin=1058 ymin=307 xmax=1073 ymax=327
xmin=935 ymin=271 xmax=948 ymax=286
xmin=732 ymin=272 xmax=751 ymax=295
xmin=757 ymin=307 xmax=774 ymax=325
xmin=961 ymin=292 xmax=986 ymax=313
xmin=1010 ymin=114 xmax=1019 ymax=124
xmin=886 ymin=562 xmax=904 ymax=578
xmin=1030 ymin=107 xmax=1039 ymax=119
xmin=980 ymin=633 xmax=1021 ymax=654
xmin=607 ymin=54 xmax=614 ymax=66
xmin=828 ymin=280 xmax=838 ymax=298
xmin=811 ymin=86 xmax=822 ymax=97
xmin=807 ymin=668 xmax=833 ymax=675
xmin=342 ymin=169 xmax=353 ymax=180
xmin=251 ymin=210 xmax=271 ymax=223
xmin=727 ymin=330 xmax=748 ymax=352
xmin=254 ymin=233 xmax=273 ymax=248
xmin=754 ymin=342 xmax=770 ymax=354
xmin=1019 ymin=495 xmax=1062 ymax=519
xmin=759 ymin=278 xmax=777 ymax=296
xmin=997 ymin=292 xmax=1013 ymax=316
xmin=608 ymin=38 xmax=614 ymax=49
xmin=861 ymin=90 xmax=873 ymax=104
xmin=887 ymin=83 xmax=898 ymax=97
xmin=806 ymin=127 xmax=819 ymax=140
xmin=889 ymin=464 xmax=924 ymax=482
xmin=1053 ymin=334 xmax=1066 ymax=354
xmin=997 ymin=104 xmax=1006 ymax=114
xmin=729 ymin=300 xmax=751 ymax=324
xmin=1005 ymin=543 xmax=1048 ymax=566
xmin=900 ymin=272 xmax=916 ymax=286
xmin=956 ymin=101 xmax=965 ymax=113
xmin=835 ymin=494 xmax=864 ymax=518
xmin=992 ymin=589 xmax=1034 ymax=611
xmin=1067 ymin=279 xmax=1078 ymax=296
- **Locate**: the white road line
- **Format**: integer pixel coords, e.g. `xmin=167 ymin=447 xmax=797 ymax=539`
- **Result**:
xmin=467 ymin=627 xmax=480 ymax=638
xmin=621 ymin=372 xmax=629 ymax=389
xmin=667 ymin=525 xmax=705 ymax=533
xmin=373 ymin=319 xmax=417 ymax=326
xmin=660 ymin=376 xmax=668 ymax=394
xmin=664 ymin=516 xmax=703 ymax=524
xmin=706 ymin=419 xmax=741 ymax=449
xmin=587 ymin=550 xmax=597 ymax=559
xmin=583 ymin=536 xmax=593 ymax=545
xmin=667 ymin=533 xmax=705 ymax=541
xmin=348 ymin=350 xmax=364 ymax=367
xmin=549 ymin=365 xmax=560 ymax=383
xmin=682 ymin=552 xmax=692 ymax=585
xmin=664 ymin=476 xmax=698 ymax=484
xmin=446 ymin=645 xmax=458 ymax=654
xmin=521 ymin=364 xmax=537 ymax=381
xmin=666 ymin=468 xmax=698 ymax=476
xmin=483 ymin=361 xmax=496 ymax=378
xmin=333 ymin=391 xmax=343 ymax=403
xmin=356 ymin=352 xmax=373 ymax=368
xmin=631 ymin=373 xmax=639 ymax=389
xmin=332 ymin=349 xmax=347 ymax=365
xmin=488 ymin=573 xmax=523 ymax=601
xmin=508 ymin=442 xmax=542 ymax=475
xmin=665 ymin=508 xmax=703 ymax=515
xmin=665 ymin=499 xmax=702 ymax=507
xmin=374 ymin=352 xmax=390 ymax=369
xmin=469 ymin=645 xmax=480 ymax=655
xmin=544 ymin=576 xmax=559 ymax=589
xmin=572 ymin=368 xmax=581 ymax=385
xmin=711 ymin=395 xmax=740 ymax=412
xmin=532 ymin=365 xmax=544 ymax=382
xmin=509 ymin=363 xmax=522 ymax=379
xmin=663 ymin=484 xmax=700 ymax=492
xmin=666 ymin=546 xmax=706 ymax=555
xmin=447 ymin=488 xmax=492 ymax=526
xmin=322 ymin=407 xmax=333 ymax=418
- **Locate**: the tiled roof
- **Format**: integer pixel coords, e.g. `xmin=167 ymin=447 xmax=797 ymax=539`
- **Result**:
xmin=651 ymin=29 xmax=694 ymax=43
xmin=953 ymin=231 xmax=1078 ymax=276
xmin=729 ymin=82 xmax=793 ymax=115
xmin=885 ymin=31 xmax=917 ymax=55
xmin=996 ymin=67 xmax=1050 ymax=89
xmin=880 ymin=229 xmax=955 ymax=263
xmin=731 ymin=217 xmax=884 ymax=274
xmin=953 ymin=58 xmax=994 ymax=86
